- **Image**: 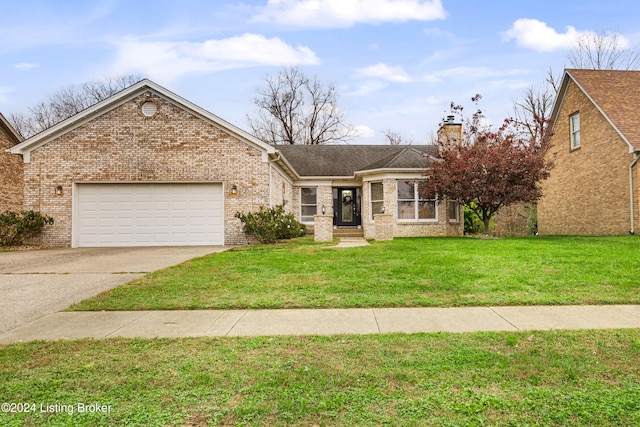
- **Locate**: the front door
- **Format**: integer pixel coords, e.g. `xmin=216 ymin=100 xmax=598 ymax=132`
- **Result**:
xmin=335 ymin=188 xmax=360 ymax=226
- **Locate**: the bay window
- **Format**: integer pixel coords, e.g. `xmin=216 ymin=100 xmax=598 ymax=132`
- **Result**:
xmin=397 ymin=180 xmax=437 ymax=221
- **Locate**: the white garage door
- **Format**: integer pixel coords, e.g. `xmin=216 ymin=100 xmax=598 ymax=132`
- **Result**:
xmin=76 ymin=183 xmax=224 ymax=247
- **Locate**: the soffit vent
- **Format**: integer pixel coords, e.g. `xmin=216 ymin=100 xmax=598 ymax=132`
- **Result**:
xmin=141 ymin=101 xmax=158 ymax=117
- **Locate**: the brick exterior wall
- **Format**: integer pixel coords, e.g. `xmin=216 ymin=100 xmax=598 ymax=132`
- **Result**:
xmin=313 ymin=214 xmax=333 ymax=242
xmin=538 ymin=80 xmax=639 ymax=235
xmin=492 ymin=202 xmax=535 ymax=237
xmin=361 ymin=177 xmax=463 ymax=239
xmin=291 ymin=184 xmax=333 ymax=235
xmin=0 ymin=123 xmax=24 ymax=212
xmin=23 ymin=93 xmax=277 ymax=246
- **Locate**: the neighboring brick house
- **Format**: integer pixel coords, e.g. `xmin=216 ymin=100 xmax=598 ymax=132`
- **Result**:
xmin=0 ymin=113 xmax=24 ymax=212
xmin=538 ymin=69 xmax=640 ymax=235
xmin=8 ymin=79 xmax=462 ymax=247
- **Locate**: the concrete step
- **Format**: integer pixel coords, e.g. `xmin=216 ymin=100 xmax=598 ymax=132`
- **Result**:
xmin=333 ymin=228 xmax=364 ymax=238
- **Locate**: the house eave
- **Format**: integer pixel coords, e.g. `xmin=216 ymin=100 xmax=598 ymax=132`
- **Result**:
xmin=557 ymin=69 xmax=638 ymax=153
xmin=295 ymin=175 xmax=356 ymax=181
xmin=270 ymin=151 xmax=300 ymax=181
xmin=9 ymin=79 xmax=275 ymax=163
xmin=0 ymin=113 xmax=22 ymax=146
xmin=354 ymin=167 xmax=426 ymax=176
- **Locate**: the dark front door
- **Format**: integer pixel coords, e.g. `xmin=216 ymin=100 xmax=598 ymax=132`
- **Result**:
xmin=335 ymin=188 xmax=360 ymax=226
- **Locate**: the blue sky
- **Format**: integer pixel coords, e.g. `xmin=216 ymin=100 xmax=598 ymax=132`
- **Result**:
xmin=2 ymin=0 xmax=640 ymax=143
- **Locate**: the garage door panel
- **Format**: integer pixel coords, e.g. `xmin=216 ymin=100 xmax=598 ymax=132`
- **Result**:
xmin=77 ymin=183 xmax=224 ymax=247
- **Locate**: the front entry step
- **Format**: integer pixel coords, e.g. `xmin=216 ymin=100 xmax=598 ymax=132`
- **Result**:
xmin=333 ymin=227 xmax=364 ymax=238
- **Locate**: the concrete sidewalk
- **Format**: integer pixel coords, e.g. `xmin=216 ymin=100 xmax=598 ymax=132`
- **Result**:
xmin=1 ymin=305 xmax=640 ymax=344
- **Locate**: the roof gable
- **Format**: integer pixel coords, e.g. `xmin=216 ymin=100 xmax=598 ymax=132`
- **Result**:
xmin=9 ymin=79 xmax=275 ymax=162
xmin=275 ymin=145 xmax=435 ymax=177
xmin=0 ymin=113 xmax=22 ymax=147
xmin=552 ymin=69 xmax=640 ymax=152
xmin=360 ymin=146 xmax=434 ymax=171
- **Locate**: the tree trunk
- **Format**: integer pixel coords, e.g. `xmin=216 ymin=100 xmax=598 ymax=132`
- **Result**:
xmin=482 ymin=211 xmax=492 ymax=235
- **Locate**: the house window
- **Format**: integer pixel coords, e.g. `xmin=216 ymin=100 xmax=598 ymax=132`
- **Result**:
xmin=397 ymin=180 xmax=437 ymax=221
xmin=570 ymin=113 xmax=580 ymax=149
xmin=447 ymin=200 xmax=459 ymax=222
xmin=370 ymin=182 xmax=384 ymax=220
xmin=300 ymin=188 xmax=317 ymax=223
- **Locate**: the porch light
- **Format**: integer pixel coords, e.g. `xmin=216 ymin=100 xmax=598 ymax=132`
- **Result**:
xmin=55 ymin=185 xmax=63 ymax=196
xmin=230 ymin=184 xmax=237 ymax=195
xmin=321 ymin=205 xmax=326 ymax=215
xmin=381 ymin=205 xmax=385 ymax=214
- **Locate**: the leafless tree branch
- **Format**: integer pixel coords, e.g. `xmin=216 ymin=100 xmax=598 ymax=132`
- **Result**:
xmin=9 ymin=74 xmax=143 ymax=138
xmin=247 ymin=66 xmax=358 ymax=145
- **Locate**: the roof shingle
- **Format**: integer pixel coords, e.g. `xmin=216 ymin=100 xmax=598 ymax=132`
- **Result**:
xmin=566 ymin=69 xmax=640 ymax=150
xmin=275 ymin=145 xmax=435 ymax=177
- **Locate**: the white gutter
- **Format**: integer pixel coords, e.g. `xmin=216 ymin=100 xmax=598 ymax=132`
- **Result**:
xmin=630 ymin=152 xmax=640 ymax=234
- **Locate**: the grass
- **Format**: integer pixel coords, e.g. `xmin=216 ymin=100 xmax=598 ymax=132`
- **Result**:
xmin=69 ymin=236 xmax=640 ymax=311
xmin=4 ymin=237 xmax=640 ymax=425
xmin=1 ymin=330 xmax=639 ymax=426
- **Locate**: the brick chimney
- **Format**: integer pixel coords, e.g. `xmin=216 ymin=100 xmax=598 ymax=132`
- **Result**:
xmin=437 ymin=115 xmax=462 ymax=150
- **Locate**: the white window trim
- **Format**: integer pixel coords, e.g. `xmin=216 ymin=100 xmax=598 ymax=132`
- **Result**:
xmin=370 ymin=181 xmax=384 ymax=221
xmin=300 ymin=187 xmax=317 ymax=224
xmin=397 ymin=180 xmax=438 ymax=222
xmin=447 ymin=200 xmax=460 ymax=223
xmin=570 ymin=112 xmax=581 ymax=149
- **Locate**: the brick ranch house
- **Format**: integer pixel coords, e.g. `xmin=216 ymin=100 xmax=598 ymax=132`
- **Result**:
xmin=538 ymin=69 xmax=640 ymax=235
xmin=6 ymin=79 xmax=462 ymax=247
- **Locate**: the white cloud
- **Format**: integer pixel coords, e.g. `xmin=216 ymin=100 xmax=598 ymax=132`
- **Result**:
xmin=421 ymin=66 xmax=527 ymax=84
xmin=355 ymin=63 xmax=412 ymax=83
xmin=353 ymin=124 xmax=375 ymax=138
xmin=252 ymin=0 xmax=446 ymax=28
xmin=415 ymin=95 xmax=439 ymax=106
xmin=504 ymin=19 xmax=634 ymax=53
xmin=503 ymin=19 xmax=580 ymax=51
xmin=109 ymin=33 xmax=320 ymax=83
xmin=0 ymin=87 xmax=11 ymax=104
xmin=13 ymin=62 xmax=39 ymax=70
xmin=347 ymin=80 xmax=388 ymax=96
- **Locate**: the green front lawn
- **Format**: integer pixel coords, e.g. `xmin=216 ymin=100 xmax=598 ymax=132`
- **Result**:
xmin=69 ymin=236 xmax=640 ymax=311
xmin=1 ymin=330 xmax=639 ymax=426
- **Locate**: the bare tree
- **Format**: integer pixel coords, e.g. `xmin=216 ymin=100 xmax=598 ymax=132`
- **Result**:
xmin=567 ymin=31 xmax=640 ymax=70
xmin=512 ymin=68 xmax=559 ymax=145
xmin=247 ymin=66 xmax=358 ymax=145
xmin=10 ymin=75 xmax=143 ymax=138
xmin=383 ymin=129 xmax=415 ymax=145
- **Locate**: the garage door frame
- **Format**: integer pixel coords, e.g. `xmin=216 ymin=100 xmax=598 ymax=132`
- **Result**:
xmin=72 ymin=181 xmax=225 ymax=247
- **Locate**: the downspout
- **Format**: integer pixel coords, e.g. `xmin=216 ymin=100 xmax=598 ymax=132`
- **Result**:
xmin=630 ymin=152 xmax=640 ymax=235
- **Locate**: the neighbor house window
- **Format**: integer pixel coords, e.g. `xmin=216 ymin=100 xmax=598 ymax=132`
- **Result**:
xmin=370 ymin=182 xmax=384 ymax=220
xmin=447 ymin=200 xmax=459 ymax=222
xmin=397 ymin=180 xmax=437 ymax=221
xmin=570 ymin=113 xmax=580 ymax=149
xmin=300 ymin=188 xmax=317 ymax=223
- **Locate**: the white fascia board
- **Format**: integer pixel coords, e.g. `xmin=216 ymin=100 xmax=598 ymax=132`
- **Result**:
xmin=548 ymin=70 xmax=571 ymax=134
xmin=10 ymin=79 xmax=275 ymax=162
xmin=290 ymin=178 xmax=334 ymax=186
xmin=152 ymin=81 xmax=275 ymax=155
xmin=355 ymin=167 xmax=426 ymax=177
xmin=563 ymin=70 xmax=636 ymax=153
xmin=270 ymin=151 xmax=300 ymax=180
xmin=9 ymin=80 xmax=152 ymax=161
xmin=294 ymin=175 xmax=356 ymax=181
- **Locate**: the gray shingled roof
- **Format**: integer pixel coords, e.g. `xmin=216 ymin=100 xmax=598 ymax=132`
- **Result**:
xmin=275 ymin=145 xmax=436 ymax=177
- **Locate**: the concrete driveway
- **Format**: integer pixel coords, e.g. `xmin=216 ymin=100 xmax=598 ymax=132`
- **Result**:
xmin=0 ymin=246 xmax=228 ymax=335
